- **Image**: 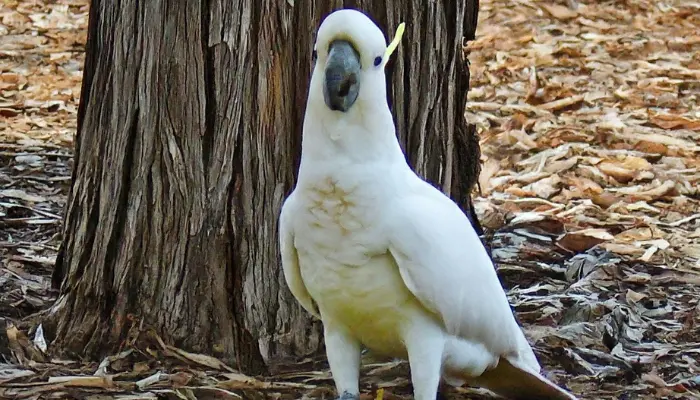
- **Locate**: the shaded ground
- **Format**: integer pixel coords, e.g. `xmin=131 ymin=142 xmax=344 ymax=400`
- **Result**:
xmin=1 ymin=0 xmax=80 ymax=369
xmin=1 ymin=0 xmax=700 ymax=399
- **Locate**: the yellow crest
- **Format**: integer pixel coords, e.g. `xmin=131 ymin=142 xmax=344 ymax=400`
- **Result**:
xmin=382 ymin=22 xmax=406 ymax=68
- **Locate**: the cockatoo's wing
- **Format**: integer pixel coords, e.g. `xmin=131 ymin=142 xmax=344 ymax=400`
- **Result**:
xmin=386 ymin=178 xmax=530 ymax=356
xmin=386 ymin=177 xmax=577 ymax=400
xmin=279 ymin=194 xmax=320 ymax=319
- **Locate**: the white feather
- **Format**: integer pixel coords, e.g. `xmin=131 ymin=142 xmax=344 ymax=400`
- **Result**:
xmin=279 ymin=195 xmax=320 ymax=319
xmin=385 ymin=173 xmax=542 ymax=370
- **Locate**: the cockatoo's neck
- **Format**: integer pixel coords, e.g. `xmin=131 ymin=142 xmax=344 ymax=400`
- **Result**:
xmin=298 ymin=102 xmax=407 ymax=173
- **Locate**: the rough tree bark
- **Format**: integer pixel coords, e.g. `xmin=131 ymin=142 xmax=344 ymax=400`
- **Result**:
xmin=50 ymin=0 xmax=480 ymax=373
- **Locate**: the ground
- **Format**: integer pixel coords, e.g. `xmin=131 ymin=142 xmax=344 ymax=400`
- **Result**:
xmin=1 ymin=0 xmax=699 ymax=399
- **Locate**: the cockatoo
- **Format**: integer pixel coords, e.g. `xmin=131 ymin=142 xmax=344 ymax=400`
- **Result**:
xmin=279 ymin=8 xmax=578 ymax=400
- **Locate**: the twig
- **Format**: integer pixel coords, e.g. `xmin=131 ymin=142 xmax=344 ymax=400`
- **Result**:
xmin=0 ymin=218 xmax=61 ymax=227
xmin=539 ymin=95 xmax=585 ymax=111
xmin=135 ymin=372 xmax=166 ymax=389
xmin=15 ymin=176 xmax=72 ymax=183
xmin=0 ymin=151 xmax=72 ymax=158
xmin=656 ymin=213 xmax=700 ymax=228
xmin=0 ymin=143 xmax=66 ymax=150
xmin=0 ymin=202 xmax=62 ymax=220
xmin=9 ymin=255 xmax=56 ymax=267
xmin=0 ymin=240 xmax=60 ymax=251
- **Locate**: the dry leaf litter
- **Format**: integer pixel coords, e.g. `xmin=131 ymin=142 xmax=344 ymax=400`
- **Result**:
xmin=1 ymin=0 xmax=699 ymax=399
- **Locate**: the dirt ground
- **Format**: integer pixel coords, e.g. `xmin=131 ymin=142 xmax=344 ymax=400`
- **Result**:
xmin=1 ymin=0 xmax=699 ymax=399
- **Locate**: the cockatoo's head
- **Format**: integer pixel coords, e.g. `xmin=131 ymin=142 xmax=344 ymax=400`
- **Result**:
xmin=309 ymin=9 xmax=405 ymax=114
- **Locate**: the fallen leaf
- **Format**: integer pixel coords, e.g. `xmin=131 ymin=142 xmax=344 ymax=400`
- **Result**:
xmin=558 ymin=229 xmax=614 ymax=252
xmin=541 ymin=4 xmax=578 ymax=20
xmin=47 ymin=375 xmax=114 ymax=388
xmin=648 ymin=112 xmax=700 ymax=131
xmin=625 ymin=289 xmax=647 ymax=304
xmin=0 ymin=189 xmax=47 ymax=203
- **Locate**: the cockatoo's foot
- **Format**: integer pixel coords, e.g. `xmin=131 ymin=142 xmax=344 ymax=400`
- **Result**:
xmin=337 ymin=391 xmax=360 ymax=400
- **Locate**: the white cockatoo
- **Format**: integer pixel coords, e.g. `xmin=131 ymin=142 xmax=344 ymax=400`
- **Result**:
xmin=279 ymin=8 xmax=578 ymax=400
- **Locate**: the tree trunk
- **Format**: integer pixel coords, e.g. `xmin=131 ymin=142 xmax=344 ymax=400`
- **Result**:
xmin=50 ymin=0 xmax=480 ymax=373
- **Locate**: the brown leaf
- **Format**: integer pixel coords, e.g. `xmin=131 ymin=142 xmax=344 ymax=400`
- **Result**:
xmin=598 ymin=161 xmax=636 ymax=183
xmin=523 ymin=175 xmax=562 ymax=199
xmin=590 ymin=192 xmax=621 ymax=209
xmin=169 ymin=371 xmax=194 ymax=387
xmin=597 ymin=156 xmax=651 ymax=183
xmin=0 ymin=108 xmax=21 ymax=117
xmin=544 ymin=157 xmax=578 ymax=174
xmin=217 ymin=372 xmax=315 ymax=391
xmin=648 ymin=112 xmax=700 ymax=131
xmin=539 ymin=94 xmax=584 ymax=111
xmin=132 ymin=362 xmax=150 ymax=374
xmin=47 ymin=376 xmax=114 ymax=388
xmin=509 ymin=212 xmax=566 ymax=235
xmin=541 ymin=4 xmax=578 ymax=20
xmin=478 ymin=157 xmax=501 ymax=195
xmin=165 ymin=345 xmax=235 ymax=371
xmin=557 ymin=229 xmax=614 ymax=252
xmin=625 ymin=289 xmax=647 ymax=304
xmin=502 ymin=113 xmax=529 ymax=131
xmin=5 ymin=324 xmax=46 ymax=364
xmin=618 ymin=180 xmax=676 ymax=201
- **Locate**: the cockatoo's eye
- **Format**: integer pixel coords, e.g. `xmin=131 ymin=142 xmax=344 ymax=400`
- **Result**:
xmin=373 ymin=56 xmax=382 ymax=67
xmin=312 ymin=50 xmax=318 ymax=61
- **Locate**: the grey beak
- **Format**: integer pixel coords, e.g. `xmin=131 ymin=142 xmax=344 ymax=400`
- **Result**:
xmin=323 ymin=40 xmax=361 ymax=112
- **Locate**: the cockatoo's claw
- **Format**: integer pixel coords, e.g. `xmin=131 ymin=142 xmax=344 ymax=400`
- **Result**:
xmin=337 ymin=392 xmax=360 ymax=400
